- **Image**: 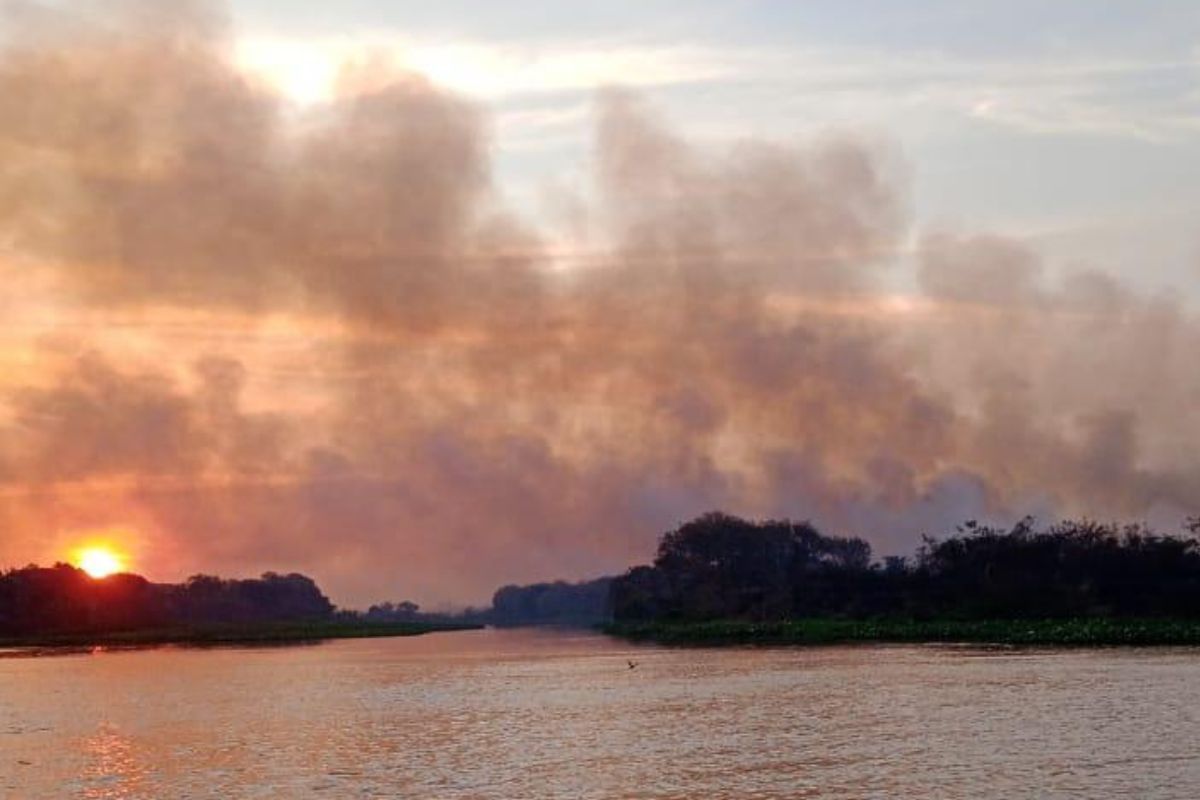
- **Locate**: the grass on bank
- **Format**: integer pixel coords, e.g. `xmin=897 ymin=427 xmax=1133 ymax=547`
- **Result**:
xmin=0 ymin=620 xmax=483 ymax=649
xmin=602 ymin=618 xmax=1200 ymax=647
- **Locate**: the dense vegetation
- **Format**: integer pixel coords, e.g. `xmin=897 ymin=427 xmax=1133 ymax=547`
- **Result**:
xmin=610 ymin=511 xmax=1200 ymax=625
xmin=490 ymin=578 xmax=614 ymax=625
xmin=14 ymin=509 xmax=1200 ymax=647
xmin=0 ymin=564 xmax=335 ymax=638
xmin=603 ymin=618 xmax=1200 ymax=647
xmin=0 ymin=560 xmax=615 ymax=645
xmin=0 ymin=564 xmax=484 ymax=647
xmin=362 ymin=579 xmax=615 ymax=628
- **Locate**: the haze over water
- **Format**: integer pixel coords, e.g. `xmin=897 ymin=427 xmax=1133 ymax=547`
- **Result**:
xmin=3 ymin=628 xmax=1199 ymax=798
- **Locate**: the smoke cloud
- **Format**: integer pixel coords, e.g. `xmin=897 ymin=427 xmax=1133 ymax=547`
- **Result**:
xmin=0 ymin=2 xmax=1197 ymax=605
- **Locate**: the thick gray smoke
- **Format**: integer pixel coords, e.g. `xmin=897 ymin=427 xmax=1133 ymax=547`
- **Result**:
xmin=0 ymin=2 xmax=1196 ymax=605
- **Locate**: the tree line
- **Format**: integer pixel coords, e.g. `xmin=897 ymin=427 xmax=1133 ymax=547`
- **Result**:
xmin=11 ymin=509 xmax=1200 ymax=637
xmin=0 ymin=564 xmax=334 ymax=636
xmin=610 ymin=511 xmax=1200 ymax=622
xmin=489 ymin=578 xmax=614 ymax=625
xmin=361 ymin=578 xmax=615 ymax=627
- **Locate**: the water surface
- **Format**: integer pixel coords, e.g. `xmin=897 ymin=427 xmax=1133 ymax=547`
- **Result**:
xmin=2 ymin=628 xmax=1198 ymax=798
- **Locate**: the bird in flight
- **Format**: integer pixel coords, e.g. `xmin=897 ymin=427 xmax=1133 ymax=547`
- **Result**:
xmin=628 ymin=660 xmax=638 ymax=670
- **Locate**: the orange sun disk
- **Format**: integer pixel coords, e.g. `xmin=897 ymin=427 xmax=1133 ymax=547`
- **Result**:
xmin=75 ymin=546 xmax=126 ymax=579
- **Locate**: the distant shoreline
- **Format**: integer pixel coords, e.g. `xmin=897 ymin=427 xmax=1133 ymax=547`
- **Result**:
xmin=0 ymin=620 xmax=483 ymax=650
xmin=601 ymin=619 xmax=1200 ymax=647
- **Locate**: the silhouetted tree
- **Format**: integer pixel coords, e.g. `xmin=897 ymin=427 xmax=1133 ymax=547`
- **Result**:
xmin=366 ymin=601 xmax=421 ymax=621
xmin=612 ymin=511 xmax=877 ymax=621
xmin=610 ymin=512 xmax=1200 ymax=623
xmin=0 ymin=565 xmax=334 ymax=637
xmin=911 ymin=517 xmax=1200 ymax=619
xmin=491 ymin=578 xmax=614 ymax=625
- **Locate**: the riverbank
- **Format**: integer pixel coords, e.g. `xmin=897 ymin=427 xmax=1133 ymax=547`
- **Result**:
xmin=602 ymin=618 xmax=1200 ymax=646
xmin=0 ymin=620 xmax=483 ymax=649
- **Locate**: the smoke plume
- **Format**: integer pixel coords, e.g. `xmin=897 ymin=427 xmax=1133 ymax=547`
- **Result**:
xmin=0 ymin=2 xmax=1196 ymax=605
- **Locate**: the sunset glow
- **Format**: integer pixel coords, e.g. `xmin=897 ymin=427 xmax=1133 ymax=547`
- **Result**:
xmin=0 ymin=0 xmax=1196 ymax=612
xmin=74 ymin=546 xmax=126 ymax=579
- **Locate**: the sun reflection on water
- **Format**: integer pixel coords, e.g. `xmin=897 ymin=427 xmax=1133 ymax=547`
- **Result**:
xmin=82 ymin=724 xmax=147 ymax=800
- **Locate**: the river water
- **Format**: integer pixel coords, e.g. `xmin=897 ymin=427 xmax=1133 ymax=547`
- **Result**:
xmin=2 ymin=627 xmax=1199 ymax=798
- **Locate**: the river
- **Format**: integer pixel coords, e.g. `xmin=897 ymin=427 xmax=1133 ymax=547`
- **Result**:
xmin=2 ymin=627 xmax=1198 ymax=798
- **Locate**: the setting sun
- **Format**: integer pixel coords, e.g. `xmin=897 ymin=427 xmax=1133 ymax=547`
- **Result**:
xmin=74 ymin=546 xmax=126 ymax=579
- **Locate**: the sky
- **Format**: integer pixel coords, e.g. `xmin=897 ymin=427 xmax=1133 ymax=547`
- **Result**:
xmin=229 ymin=0 xmax=1200 ymax=290
xmin=0 ymin=1 xmax=1197 ymax=607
